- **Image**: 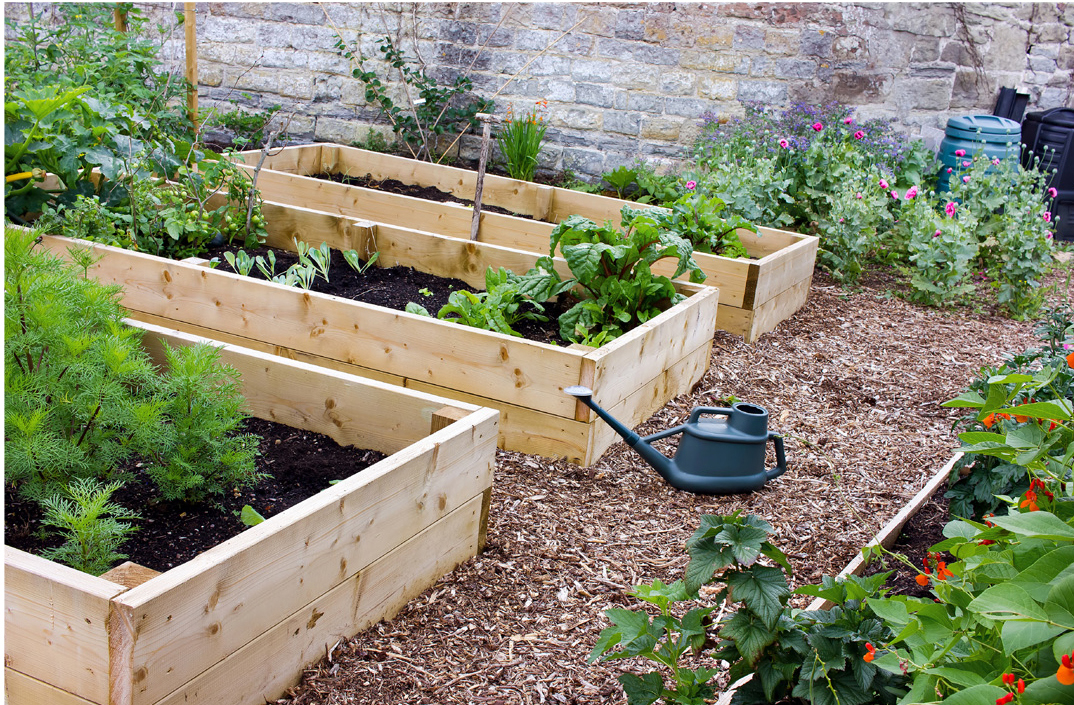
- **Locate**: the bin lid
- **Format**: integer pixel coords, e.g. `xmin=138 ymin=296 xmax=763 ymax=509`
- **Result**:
xmin=1041 ymin=108 xmax=1074 ymax=128
xmin=947 ymin=115 xmax=1021 ymax=135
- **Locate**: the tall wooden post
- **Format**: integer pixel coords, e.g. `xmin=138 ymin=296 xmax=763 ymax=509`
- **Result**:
xmin=113 ymin=8 xmax=128 ymax=32
xmin=470 ymin=113 xmax=495 ymax=242
xmin=184 ymin=2 xmax=199 ymax=130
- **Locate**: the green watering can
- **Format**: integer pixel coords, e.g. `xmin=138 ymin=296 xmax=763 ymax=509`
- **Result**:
xmin=566 ymin=386 xmax=787 ymax=494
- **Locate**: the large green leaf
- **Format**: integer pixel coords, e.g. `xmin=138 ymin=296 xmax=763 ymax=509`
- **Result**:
xmin=993 ymin=400 xmax=1073 ymax=421
xmin=967 ymin=583 xmax=1049 ymax=621
xmin=1014 ymin=546 xmax=1074 ymax=601
xmin=939 ymin=683 xmax=1007 ymax=705
xmin=720 ymin=609 xmax=777 ymax=667
xmin=991 ymin=512 xmax=1074 ymax=541
xmin=1000 ymin=619 xmax=1065 ymax=655
xmin=727 ymin=565 xmax=789 ymax=629
xmin=618 ymin=672 xmax=664 ymax=705
xmin=1022 ymin=675 xmax=1074 ymax=705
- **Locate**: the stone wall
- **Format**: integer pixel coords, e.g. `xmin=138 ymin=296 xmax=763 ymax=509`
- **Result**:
xmin=6 ymin=2 xmax=1074 ymax=179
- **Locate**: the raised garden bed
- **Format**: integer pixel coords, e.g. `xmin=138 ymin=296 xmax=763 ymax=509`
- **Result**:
xmin=38 ymin=197 xmax=718 ymax=464
xmin=4 ymin=318 xmax=498 ymax=705
xmin=233 ymin=143 xmax=818 ymax=342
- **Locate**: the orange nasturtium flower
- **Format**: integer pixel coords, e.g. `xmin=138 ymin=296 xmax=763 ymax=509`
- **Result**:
xmin=1058 ymin=652 xmax=1074 ymax=686
xmin=863 ymin=643 xmax=876 ymax=662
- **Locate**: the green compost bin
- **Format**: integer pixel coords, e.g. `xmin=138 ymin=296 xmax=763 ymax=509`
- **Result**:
xmin=936 ymin=115 xmax=1021 ymax=192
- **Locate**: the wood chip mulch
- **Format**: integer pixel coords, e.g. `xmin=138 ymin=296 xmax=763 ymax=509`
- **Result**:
xmin=278 ymin=263 xmax=1073 ymax=705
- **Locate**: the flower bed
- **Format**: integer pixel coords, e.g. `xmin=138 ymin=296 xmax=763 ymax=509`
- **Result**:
xmin=232 ymin=143 xmax=816 ymax=342
xmin=4 ymin=318 xmax=498 ymax=705
xmin=38 ymin=199 xmax=718 ymax=464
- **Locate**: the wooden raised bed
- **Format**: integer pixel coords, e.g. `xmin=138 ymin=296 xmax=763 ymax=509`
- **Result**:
xmin=234 ymin=143 xmax=818 ymax=342
xmin=4 ymin=318 xmax=498 ymax=705
xmin=38 ymin=202 xmax=718 ymax=464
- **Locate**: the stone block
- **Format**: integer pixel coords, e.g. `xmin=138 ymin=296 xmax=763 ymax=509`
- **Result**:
xmin=551 ymin=107 xmax=602 ymax=130
xmin=695 ymin=25 xmax=734 ymax=49
xmin=262 ymin=3 xmax=324 ymax=25
xmin=737 ymin=80 xmax=788 ymax=104
xmin=698 ymin=76 xmax=737 ymax=101
xmin=987 ymin=24 xmax=1031 ymax=71
xmin=438 ymin=20 xmax=478 ymax=45
xmin=1029 ymin=55 xmax=1059 ymax=73
xmin=910 ymin=36 xmax=941 ymax=63
xmin=515 ymin=28 xmax=557 ymax=53
xmin=604 ymin=111 xmax=642 ymax=136
xmin=1033 ymin=22 xmax=1069 ymax=44
xmin=198 ymin=64 xmax=225 ymax=88
xmin=831 ymin=71 xmax=892 ymax=103
xmin=640 ymin=117 xmax=681 ymax=141
xmin=539 ymin=79 xmax=578 ymax=103
xmin=597 ymin=37 xmax=635 ymax=61
xmin=950 ymin=70 xmax=993 ymax=109
xmin=1040 ymin=86 xmax=1072 ymax=110
xmin=891 ymin=8 xmax=955 ymax=35
xmin=765 ymin=30 xmax=798 ymax=55
xmin=615 ymin=9 xmax=646 ymax=41
xmin=630 ymin=44 xmax=680 ymax=66
xmin=278 ymin=71 xmax=315 ymax=100
xmin=296 ymin=25 xmax=342 ymax=53
xmin=680 ymin=50 xmax=748 ymax=73
xmin=339 ymin=81 xmax=368 ymax=107
xmin=660 ymin=71 xmax=698 ymax=96
xmin=642 ymin=12 xmax=670 ymax=43
xmin=571 ymin=59 xmax=611 ymax=83
xmin=910 ymin=64 xmax=956 ymax=78
xmin=476 ymin=26 xmax=514 ymax=48
xmin=561 ymin=148 xmax=606 ymax=178
xmin=528 ymin=55 xmax=571 ymax=77
xmin=614 ymin=91 xmax=665 ymax=113
xmin=750 ymin=56 xmax=772 ymax=77
xmin=775 ymin=58 xmax=816 ymax=79
xmin=311 ymin=76 xmax=342 ymax=103
xmin=800 ymin=29 xmax=833 ymax=58
xmin=596 ymin=135 xmax=641 ymax=154
xmin=256 ymin=23 xmax=298 ymax=49
xmin=667 ymin=15 xmax=698 ymax=47
xmin=259 ymin=47 xmax=308 ymax=69
xmin=611 ymin=63 xmax=654 ymax=90
xmin=561 ymin=34 xmax=594 ymax=56
xmin=307 ymin=51 xmax=351 ymax=75
xmin=203 ymin=16 xmax=257 ymax=43
xmin=576 ymin=83 xmax=616 ymax=108
xmin=832 ymin=34 xmax=867 ymax=61
xmin=533 ymin=3 xmax=576 ymax=30
xmin=899 ymin=78 xmax=954 ymax=110
xmin=457 ymin=3 xmax=503 ymax=23
xmin=1031 ymin=44 xmax=1060 ymax=60
xmin=734 ymin=26 xmax=766 ymax=51
xmin=314 ymin=116 xmax=363 ymax=144
xmin=939 ymin=40 xmax=973 ymax=67
xmin=199 ymin=42 xmax=240 ymax=65
xmin=234 ymin=68 xmax=278 ymax=94
xmin=665 ymin=98 xmax=712 ymax=119
xmin=639 ymin=142 xmax=689 ymax=158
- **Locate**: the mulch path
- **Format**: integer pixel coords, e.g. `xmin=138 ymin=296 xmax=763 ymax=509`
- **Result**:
xmin=274 ymin=262 xmax=1074 ymax=705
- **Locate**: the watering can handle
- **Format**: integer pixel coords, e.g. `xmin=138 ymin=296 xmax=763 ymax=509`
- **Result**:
xmin=766 ymin=433 xmax=788 ymax=481
xmin=687 ymin=407 xmax=733 ymax=424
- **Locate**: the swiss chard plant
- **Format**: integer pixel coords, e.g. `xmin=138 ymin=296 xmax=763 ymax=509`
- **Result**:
xmin=629 ymin=192 xmax=755 ymax=258
xmin=550 ymin=206 xmax=706 ymax=345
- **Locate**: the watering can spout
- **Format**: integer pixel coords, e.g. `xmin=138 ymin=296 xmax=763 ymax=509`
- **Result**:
xmin=565 ymin=386 xmax=677 ymax=478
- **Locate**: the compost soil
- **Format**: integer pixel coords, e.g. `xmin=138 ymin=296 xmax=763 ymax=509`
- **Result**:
xmin=4 ymin=418 xmax=385 ymax=573
xmin=271 ymin=260 xmax=1074 ymax=705
xmin=206 ymin=245 xmax=568 ymax=345
xmin=325 ymin=172 xmax=536 ymax=220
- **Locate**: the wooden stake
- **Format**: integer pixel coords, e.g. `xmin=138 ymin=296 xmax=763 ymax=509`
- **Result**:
xmin=184 ymin=2 xmax=199 ymax=130
xmin=470 ymin=113 xmax=495 ymax=241
xmin=113 ymin=8 xmax=128 ymax=32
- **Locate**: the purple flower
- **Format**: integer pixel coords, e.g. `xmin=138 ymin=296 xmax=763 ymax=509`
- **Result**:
xmin=779 ymin=138 xmax=789 ymax=149
xmin=854 ymin=130 xmax=865 ymax=140
xmin=812 ymin=122 xmax=823 ymax=131
xmin=1049 ymin=187 xmax=1059 ymax=198
xmin=945 ymin=201 xmax=957 ymax=217
xmin=686 ymin=180 xmax=697 ymax=190
xmin=1047 ymin=231 xmax=1054 ymax=240
xmin=955 ymin=149 xmax=966 ymax=157
xmin=992 ymin=157 xmax=1000 ymax=166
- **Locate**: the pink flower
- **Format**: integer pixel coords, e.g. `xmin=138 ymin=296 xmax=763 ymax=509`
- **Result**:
xmin=890 ymin=190 xmax=900 ymax=200
xmin=839 ymin=217 xmax=845 ymax=223
xmin=945 ymin=201 xmax=957 ymax=217
xmin=1044 ymin=211 xmax=1052 ymax=222
xmin=962 ymin=175 xmax=971 ymax=183
xmin=855 ymin=192 xmax=863 ymax=199
xmin=686 ymin=180 xmax=697 ymax=190
xmin=879 ymin=178 xmax=889 ymax=189
xmin=963 ymin=160 xmax=971 ymax=168
xmin=1049 ymin=187 xmax=1059 ymax=198
xmin=955 ymin=149 xmax=966 ymax=157
xmin=934 ymin=229 xmax=942 ymax=238
xmin=779 ymin=138 xmax=789 ymax=149
xmin=1047 ymin=232 xmax=1054 ymax=240
xmin=992 ymin=157 xmax=1000 ymax=166
xmin=947 ymin=168 xmax=953 ymax=173
xmin=905 ymin=186 xmax=919 ymax=200
xmin=844 ymin=116 xmax=854 ymax=124
xmin=854 ymin=130 xmax=865 ymax=140
xmin=812 ymin=122 xmax=823 ymax=131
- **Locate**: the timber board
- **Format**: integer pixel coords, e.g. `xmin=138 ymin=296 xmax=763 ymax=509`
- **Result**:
xmin=4 ymin=669 xmax=98 ymax=705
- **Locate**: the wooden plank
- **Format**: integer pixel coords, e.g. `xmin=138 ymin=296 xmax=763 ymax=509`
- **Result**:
xmin=4 ymin=548 xmax=125 ymax=704
xmin=113 ymin=409 xmax=496 ymax=705
xmin=151 ymin=493 xmax=486 ymax=705
xmin=743 ymin=277 xmax=813 ymax=344
xmin=43 ymin=236 xmax=587 ymax=419
xmin=431 ymin=405 xmax=472 ymax=433
xmin=132 ymin=319 xmax=474 ymax=455
xmin=588 ymin=284 xmax=718 ymax=412
xmin=4 ymin=668 xmax=99 ymax=705
xmin=749 ymin=233 xmax=820 ymax=306
xmin=805 ymin=454 xmax=962 ymax=611
xmin=713 ymin=302 xmax=752 ymax=339
xmin=405 ymin=376 xmax=594 ymax=463
xmin=584 ymin=340 xmax=714 ymax=465
xmin=649 ymin=252 xmax=752 ymax=309
xmin=739 ymin=226 xmax=809 ymax=260
xmin=99 ymin=562 xmax=161 ymax=590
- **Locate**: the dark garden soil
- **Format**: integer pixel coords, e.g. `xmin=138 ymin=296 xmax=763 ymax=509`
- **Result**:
xmin=324 ymin=172 xmax=536 ymax=220
xmin=205 ymin=244 xmax=570 ymax=345
xmin=271 ymin=259 xmax=1074 ymax=705
xmin=4 ymin=418 xmax=385 ymax=573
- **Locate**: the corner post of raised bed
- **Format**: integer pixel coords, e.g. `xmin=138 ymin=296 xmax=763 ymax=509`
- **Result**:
xmin=431 ymin=405 xmax=470 ymax=433
xmin=345 ymin=219 xmax=378 ymax=257
xmin=470 ymin=112 xmax=498 ymax=242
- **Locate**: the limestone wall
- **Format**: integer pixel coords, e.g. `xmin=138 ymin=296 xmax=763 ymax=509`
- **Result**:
xmin=6 ymin=2 xmax=1073 ymax=179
